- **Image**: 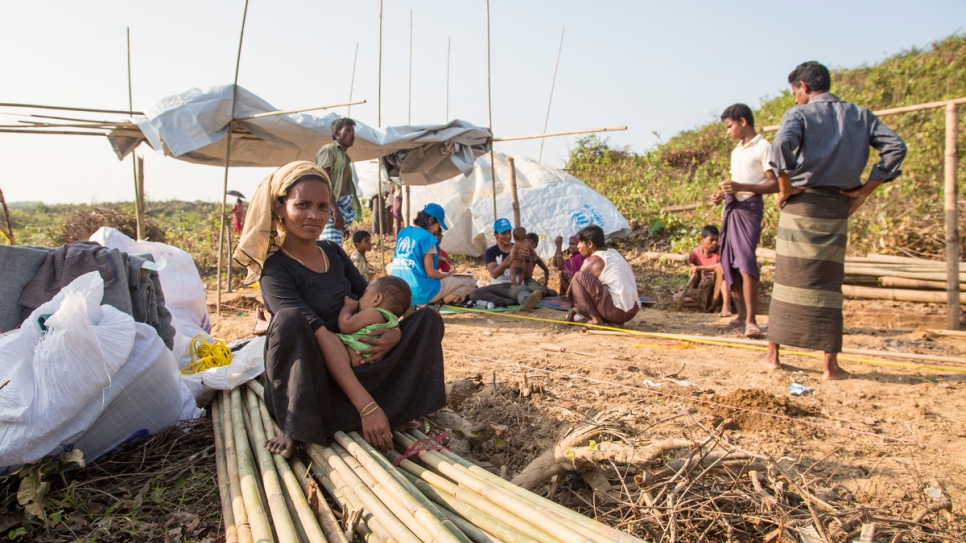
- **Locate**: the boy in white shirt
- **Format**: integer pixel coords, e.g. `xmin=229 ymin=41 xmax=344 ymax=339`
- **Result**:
xmin=711 ymin=103 xmax=778 ymax=338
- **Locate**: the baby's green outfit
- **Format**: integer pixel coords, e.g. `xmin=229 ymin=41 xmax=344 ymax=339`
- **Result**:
xmin=337 ymin=308 xmax=399 ymax=361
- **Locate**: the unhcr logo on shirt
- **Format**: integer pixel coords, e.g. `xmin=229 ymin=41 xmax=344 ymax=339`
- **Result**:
xmin=396 ymin=237 xmax=415 ymax=256
xmin=571 ymin=204 xmax=606 ymax=229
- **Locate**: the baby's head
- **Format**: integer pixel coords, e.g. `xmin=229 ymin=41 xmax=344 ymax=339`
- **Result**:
xmin=359 ymin=276 xmax=412 ymax=317
xmin=525 ymin=232 xmax=539 ymax=250
xmin=512 ymin=227 xmax=527 ymax=242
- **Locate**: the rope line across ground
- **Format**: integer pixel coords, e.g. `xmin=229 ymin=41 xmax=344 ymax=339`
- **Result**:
xmin=443 ymin=305 xmax=966 ymax=374
xmin=442 ymin=347 xmax=962 ymax=454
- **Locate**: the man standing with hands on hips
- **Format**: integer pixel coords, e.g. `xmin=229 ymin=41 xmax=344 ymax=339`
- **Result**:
xmin=763 ymin=61 xmax=906 ymax=380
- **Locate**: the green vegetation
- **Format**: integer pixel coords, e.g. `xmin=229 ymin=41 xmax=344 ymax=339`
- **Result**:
xmin=568 ymin=34 xmax=966 ymax=258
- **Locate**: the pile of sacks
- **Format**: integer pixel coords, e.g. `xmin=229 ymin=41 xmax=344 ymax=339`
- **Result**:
xmin=0 ymin=228 xmax=264 ymax=472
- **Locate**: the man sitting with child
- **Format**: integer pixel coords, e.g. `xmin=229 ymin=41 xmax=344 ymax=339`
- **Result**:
xmin=466 ymin=218 xmax=543 ymax=311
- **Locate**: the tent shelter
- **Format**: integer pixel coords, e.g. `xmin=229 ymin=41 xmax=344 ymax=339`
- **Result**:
xmin=355 ymin=152 xmax=631 ymax=260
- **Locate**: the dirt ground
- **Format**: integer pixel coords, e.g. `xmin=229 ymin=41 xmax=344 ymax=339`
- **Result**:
xmin=207 ymin=248 xmax=966 ymax=539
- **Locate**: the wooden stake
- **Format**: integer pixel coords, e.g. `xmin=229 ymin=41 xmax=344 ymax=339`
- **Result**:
xmin=485 ymin=0 xmax=497 ymax=220
xmin=347 ymin=43 xmax=359 ymax=117
xmin=537 ymin=28 xmax=564 ymax=164
xmin=0 ymin=185 xmax=14 ymax=245
xmin=508 ymin=157 xmax=520 ymax=228
xmin=126 ymin=27 xmax=142 ymax=241
xmin=217 ymin=0 xmax=249 ymax=314
xmin=945 ymin=102 xmax=961 ymax=330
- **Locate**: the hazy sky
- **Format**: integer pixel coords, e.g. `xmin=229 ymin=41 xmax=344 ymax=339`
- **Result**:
xmin=1 ymin=1 xmax=963 ymax=204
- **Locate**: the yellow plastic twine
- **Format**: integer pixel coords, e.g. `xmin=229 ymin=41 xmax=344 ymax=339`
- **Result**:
xmin=181 ymin=334 xmax=233 ymax=374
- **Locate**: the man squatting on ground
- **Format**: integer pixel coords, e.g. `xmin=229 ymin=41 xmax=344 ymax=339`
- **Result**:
xmin=316 ymin=118 xmax=362 ymax=243
xmin=763 ymin=61 xmax=906 ymax=380
xmin=466 ymin=218 xmax=544 ymax=311
xmin=711 ymin=103 xmax=779 ymax=339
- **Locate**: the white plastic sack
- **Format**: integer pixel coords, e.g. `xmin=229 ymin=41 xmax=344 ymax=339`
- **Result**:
xmin=0 ymin=272 xmax=137 ymax=468
xmin=181 ymin=337 xmax=265 ymax=402
xmin=89 ymin=227 xmax=212 ymax=368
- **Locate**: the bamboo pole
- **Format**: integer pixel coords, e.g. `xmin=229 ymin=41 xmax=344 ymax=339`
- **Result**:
xmin=844 ymin=266 xmax=966 ymax=282
xmin=136 ymin=155 xmax=145 ymax=239
xmin=485 ymin=0 xmax=497 ymax=221
xmin=331 ymin=440 xmax=461 ymax=543
xmin=843 ymin=285 xmax=966 ymax=304
xmin=225 ymin=222 xmax=233 ymax=293
xmin=254 ymin=393 xmax=328 ymax=543
xmin=378 ymin=0 xmax=383 ymax=127
xmin=880 ymin=276 xmax=966 ymax=290
xmin=288 ymin=456 xmax=351 ymax=543
xmin=221 ymin=391 xmax=253 ymax=543
xmin=348 ymin=43 xmax=359 ymax=117
xmin=309 ymin=443 xmax=422 ymax=543
xmin=236 ymin=101 xmax=367 ymax=121
xmin=0 ymin=103 xmax=143 ymax=115
xmin=242 ymin=388 xmax=300 ymax=542
xmin=217 ymin=0 xmax=249 ymax=315
xmin=446 ymin=36 xmax=451 ymax=121
xmin=405 ymin=429 xmax=644 ymax=543
xmin=508 ymin=157 xmax=520 ymax=228
xmin=126 ymin=27 xmax=142 ymax=241
xmin=389 ymin=450 xmax=556 ymax=543
xmin=229 ymin=388 xmax=273 ymax=542
xmin=392 ymin=432 xmax=600 ymax=543
xmin=0 ymin=185 xmax=15 ymax=245
xmin=494 ymin=125 xmax=627 ymax=142
xmin=946 ymin=102 xmax=961 ymax=329
xmin=378 ymin=160 xmax=386 ymax=270
xmin=762 ymin=96 xmax=966 ymax=131
xmin=305 ymin=447 xmax=391 ymax=543
xmin=0 ymin=128 xmax=106 ymax=136
xmin=210 ymin=397 xmax=239 ymax=543
xmin=408 ymin=10 xmax=413 ymax=125
xmin=537 ymin=28 xmax=564 ymax=164
xmin=342 ymin=431 xmax=471 ymax=543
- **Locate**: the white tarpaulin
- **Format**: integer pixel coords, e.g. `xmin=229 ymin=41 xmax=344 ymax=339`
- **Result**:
xmin=108 ymin=84 xmax=490 ymax=184
xmin=355 ymin=153 xmax=631 ymax=259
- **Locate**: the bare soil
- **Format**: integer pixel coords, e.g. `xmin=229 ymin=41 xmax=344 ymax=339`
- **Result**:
xmin=204 ymin=248 xmax=966 ymax=539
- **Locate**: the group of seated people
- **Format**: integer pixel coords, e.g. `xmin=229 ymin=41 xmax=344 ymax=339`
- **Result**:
xmin=233 ymin=160 xmax=642 ymax=458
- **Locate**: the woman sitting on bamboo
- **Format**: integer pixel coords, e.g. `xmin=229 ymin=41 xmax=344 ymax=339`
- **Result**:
xmin=235 ymin=161 xmax=445 ymax=456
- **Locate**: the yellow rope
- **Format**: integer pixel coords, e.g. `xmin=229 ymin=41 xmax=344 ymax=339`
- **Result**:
xmin=181 ymin=334 xmax=234 ymax=375
xmin=443 ymin=305 xmax=966 ymax=374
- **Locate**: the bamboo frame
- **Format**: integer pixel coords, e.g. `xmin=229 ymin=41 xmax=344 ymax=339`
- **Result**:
xmin=234 ymin=100 xmax=366 ymax=121
xmin=126 ymin=27 xmax=142 ymax=241
xmin=494 ymin=126 xmax=627 ymax=142
xmin=217 ymin=0 xmax=249 ymax=315
xmin=0 ymin=185 xmax=15 ymax=245
xmin=486 ymin=0 xmax=497 ymax=220
xmin=761 ymin=96 xmax=966 ymax=131
xmin=538 ymin=28 xmax=564 ymax=164
xmin=0 ymin=102 xmax=142 ymax=115
xmin=347 ymin=42 xmax=359 ymax=118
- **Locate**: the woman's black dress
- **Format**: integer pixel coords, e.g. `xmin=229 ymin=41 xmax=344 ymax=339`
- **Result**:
xmin=260 ymin=240 xmax=445 ymax=445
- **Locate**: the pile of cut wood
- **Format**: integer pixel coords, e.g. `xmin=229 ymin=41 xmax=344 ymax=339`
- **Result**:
xmin=841 ymin=254 xmax=964 ymax=304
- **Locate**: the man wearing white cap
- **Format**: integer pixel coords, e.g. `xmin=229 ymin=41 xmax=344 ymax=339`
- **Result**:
xmin=466 ymin=218 xmax=543 ymax=311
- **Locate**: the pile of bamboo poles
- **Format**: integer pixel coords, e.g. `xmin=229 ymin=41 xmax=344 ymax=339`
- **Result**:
xmin=211 ymin=380 xmax=642 ymax=543
xmin=843 ymin=254 xmax=965 ymax=304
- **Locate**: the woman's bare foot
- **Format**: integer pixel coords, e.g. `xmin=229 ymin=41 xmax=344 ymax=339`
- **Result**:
xmin=253 ymin=308 xmax=269 ymax=336
xmin=264 ymin=435 xmax=298 ymax=458
xmin=719 ymin=309 xmax=733 ymax=318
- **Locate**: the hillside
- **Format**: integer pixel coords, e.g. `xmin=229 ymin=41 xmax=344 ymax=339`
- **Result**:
xmin=568 ymin=33 xmax=966 ymax=257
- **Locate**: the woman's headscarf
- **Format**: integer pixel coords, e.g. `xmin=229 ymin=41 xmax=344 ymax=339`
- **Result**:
xmin=233 ymin=161 xmax=331 ymax=284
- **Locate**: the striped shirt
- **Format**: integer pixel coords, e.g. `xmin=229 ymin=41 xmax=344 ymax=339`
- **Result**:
xmin=770 ymin=93 xmax=907 ymax=190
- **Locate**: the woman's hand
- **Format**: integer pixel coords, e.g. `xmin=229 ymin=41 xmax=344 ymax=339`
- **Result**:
xmin=361 ymin=405 xmax=393 ymax=451
xmin=355 ymin=327 xmax=402 ymax=363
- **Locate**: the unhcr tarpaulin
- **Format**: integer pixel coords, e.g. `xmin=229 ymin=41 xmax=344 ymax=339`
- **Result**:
xmin=355 ymin=153 xmax=631 ymax=259
xmin=108 ymin=84 xmax=490 ymax=184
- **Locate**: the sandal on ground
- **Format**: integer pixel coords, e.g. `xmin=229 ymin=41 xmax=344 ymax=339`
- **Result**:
xmin=719 ymin=318 xmax=743 ymax=331
xmin=744 ymin=323 xmax=762 ymax=338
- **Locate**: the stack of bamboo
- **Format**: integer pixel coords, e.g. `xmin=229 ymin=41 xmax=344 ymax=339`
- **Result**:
xmin=211 ymin=380 xmax=643 ymax=543
xmin=843 ymin=254 xmax=965 ymax=304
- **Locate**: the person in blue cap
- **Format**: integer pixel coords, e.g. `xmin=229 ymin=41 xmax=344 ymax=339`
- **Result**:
xmin=392 ymin=203 xmax=477 ymax=307
xmin=466 ymin=218 xmax=543 ymax=311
